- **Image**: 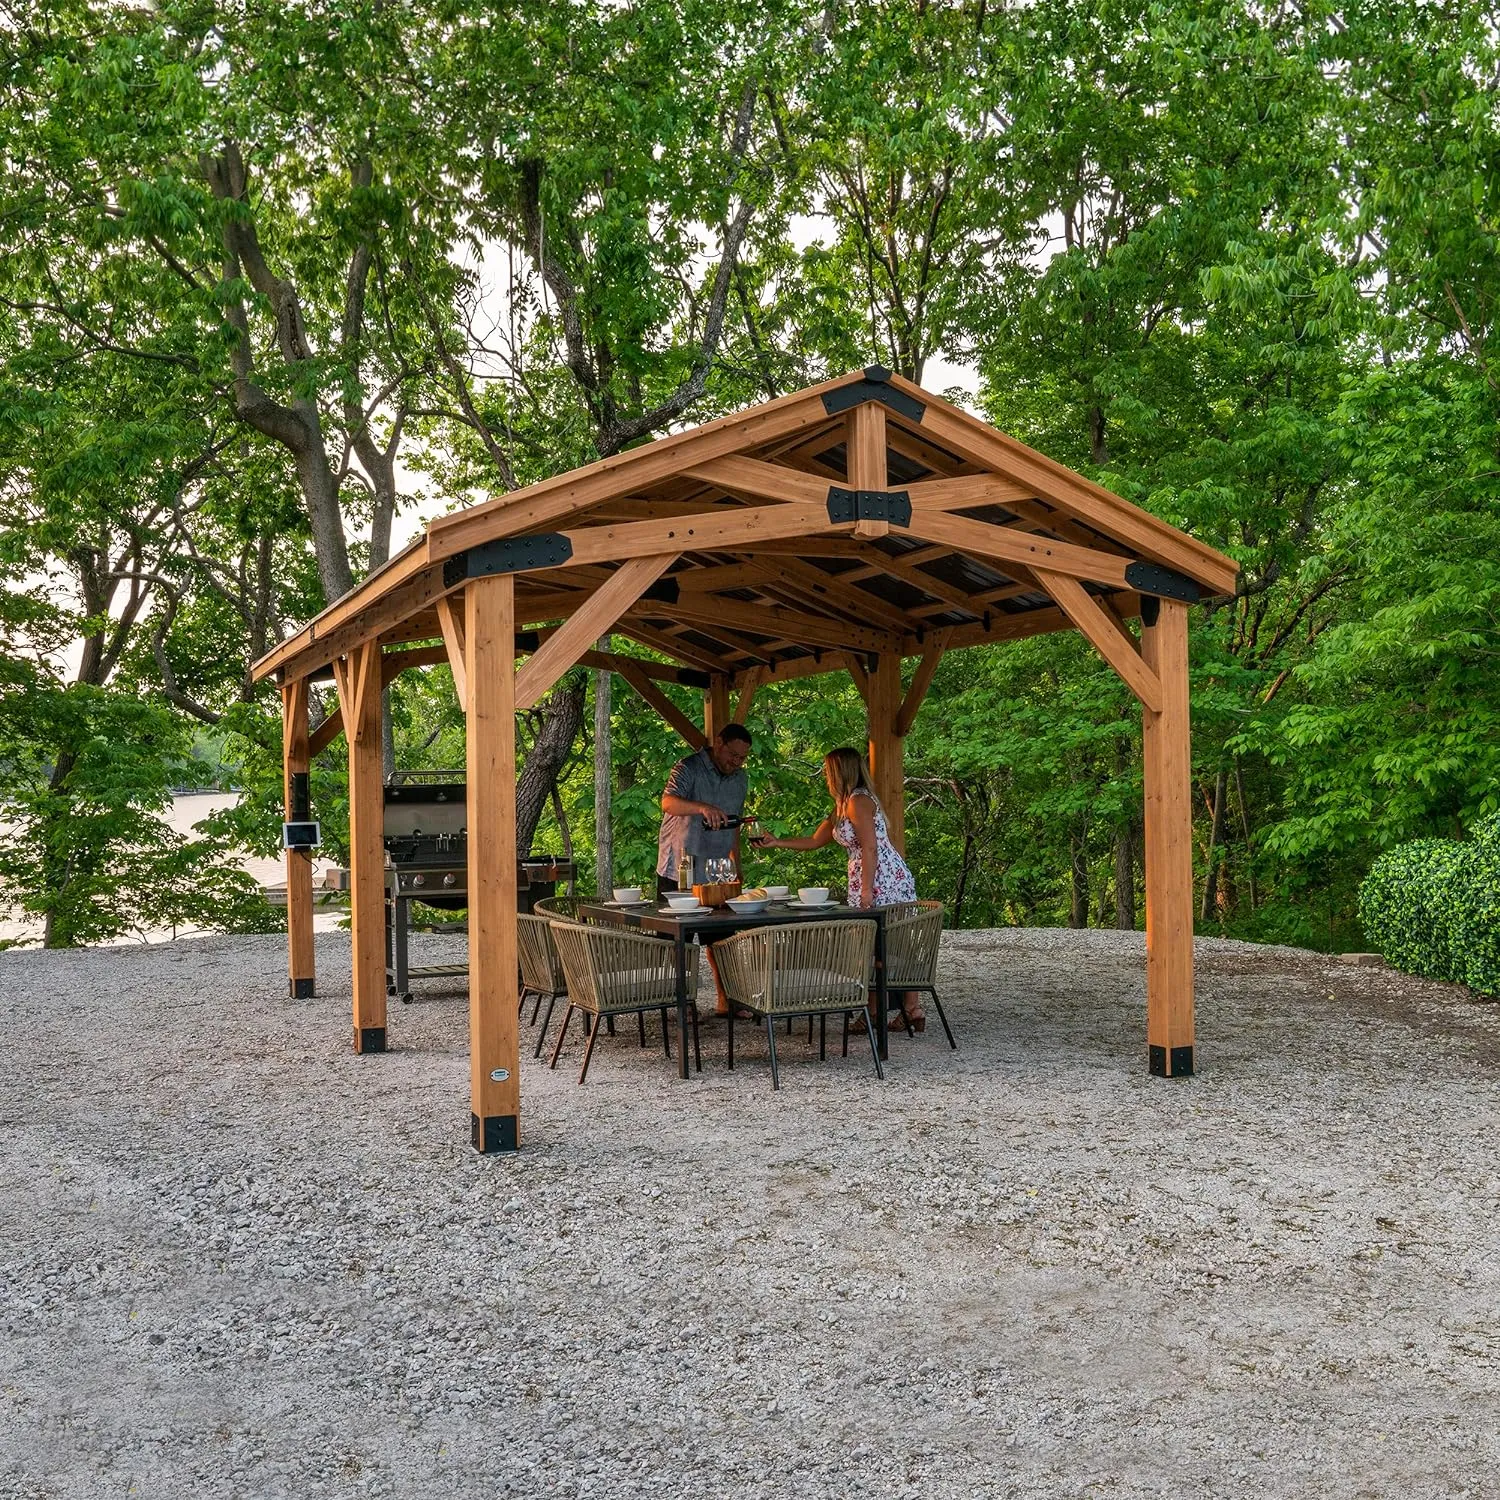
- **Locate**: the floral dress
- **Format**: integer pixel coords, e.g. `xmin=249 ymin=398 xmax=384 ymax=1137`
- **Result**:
xmin=833 ymin=789 xmax=917 ymax=908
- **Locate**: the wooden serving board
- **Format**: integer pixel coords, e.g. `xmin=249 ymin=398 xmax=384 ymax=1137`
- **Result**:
xmin=692 ymin=881 xmax=741 ymax=908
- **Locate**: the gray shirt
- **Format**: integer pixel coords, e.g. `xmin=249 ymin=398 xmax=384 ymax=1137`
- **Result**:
xmin=657 ymin=748 xmax=748 ymax=879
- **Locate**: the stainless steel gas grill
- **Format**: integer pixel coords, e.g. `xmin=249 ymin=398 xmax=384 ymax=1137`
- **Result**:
xmin=382 ymin=771 xmax=575 ymax=1004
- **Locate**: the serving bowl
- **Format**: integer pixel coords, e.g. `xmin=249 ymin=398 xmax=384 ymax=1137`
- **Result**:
xmin=612 ymin=886 xmax=644 ymax=904
xmin=797 ymin=886 xmax=831 ymax=905
xmin=763 ymin=885 xmax=790 ymax=900
xmin=726 ymin=896 xmax=769 ymax=914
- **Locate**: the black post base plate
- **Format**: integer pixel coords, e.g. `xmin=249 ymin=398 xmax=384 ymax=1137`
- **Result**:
xmin=472 ymin=1114 xmax=519 ymax=1153
xmin=355 ymin=1026 xmax=387 ymax=1054
xmin=291 ymin=977 xmax=315 ymax=999
xmin=1149 ymin=1044 xmax=1194 ymax=1078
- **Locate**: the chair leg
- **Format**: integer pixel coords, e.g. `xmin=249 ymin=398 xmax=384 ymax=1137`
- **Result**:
xmin=865 ymin=1005 xmax=885 ymax=1081
xmin=529 ymin=990 xmax=544 ymax=1026
xmin=819 ymin=1012 xmax=827 ymax=1061
xmin=727 ymin=1009 xmax=735 ymax=1071
xmin=659 ymin=1008 xmax=671 ymax=1059
xmin=577 ymin=1011 xmax=603 ymax=1083
xmin=518 ymin=986 xmax=530 ymax=1018
xmin=534 ymin=994 xmax=558 ymax=1059
xmin=638 ymin=1008 xmax=647 ymax=1049
xmin=766 ymin=1015 xmax=781 ymax=1091
xmin=548 ymin=1005 xmax=574 ymax=1069
xmin=605 ymin=1015 xmax=616 ymax=1037
xmin=691 ymin=1004 xmax=701 ymax=1073
xmin=931 ymin=987 xmax=957 ymax=1050
xmin=807 ymin=1014 xmax=814 ymax=1043
xmin=842 ymin=1011 xmax=850 ymax=1058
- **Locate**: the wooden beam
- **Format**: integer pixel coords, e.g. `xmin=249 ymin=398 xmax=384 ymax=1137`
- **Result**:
xmin=339 ymin=642 xmax=386 ymax=1054
xmin=619 ymin=621 xmax=741 ymax=674
xmin=1139 ymin=599 xmax=1196 ymax=1076
xmin=889 ymin=381 xmax=1240 ymax=596
xmin=905 ymin=511 xmax=1132 ymax=590
xmin=755 ymin=556 xmax=920 ymax=634
xmin=514 ymin=554 xmax=679 ymax=712
xmin=846 ymin=402 xmax=888 ymax=539
xmin=618 ymin=663 xmax=708 ymax=750
xmin=867 ymin=654 xmax=905 ymax=852
xmin=308 ymin=705 xmax=344 ymax=758
xmin=704 ymin=674 xmax=732 ymax=741
xmin=435 ymin=593 xmax=468 ymax=711
xmin=734 ymin=667 xmax=766 ymax=723
xmin=561 ymin=501 xmax=838 ymax=568
xmin=1034 ymin=568 xmax=1163 ymax=714
xmin=895 ymin=633 xmax=950 ymax=737
xmin=426 ymin=374 xmax=861 ymax=561
xmin=382 ymin=644 xmax=450 ymax=685
xmin=903 ymin=474 xmax=1038 ymax=511
xmin=681 ymin=455 xmax=832 ymax=506
xmin=281 ymin=677 xmax=316 ymax=1001
xmin=847 ymin=655 xmax=871 ymax=706
xmin=466 ymin=572 xmax=522 ymax=1151
xmin=665 ymin=594 xmax=902 ymax=657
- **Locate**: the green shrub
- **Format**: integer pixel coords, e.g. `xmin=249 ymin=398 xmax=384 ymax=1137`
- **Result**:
xmin=1359 ymin=814 xmax=1500 ymax=994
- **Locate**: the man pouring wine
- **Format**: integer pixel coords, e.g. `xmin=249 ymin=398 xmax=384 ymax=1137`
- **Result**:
xmin=656 ymin=723 xmax=753 ymax=900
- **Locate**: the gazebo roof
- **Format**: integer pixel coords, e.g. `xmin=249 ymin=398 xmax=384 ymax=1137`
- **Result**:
xmin=251 ymin=367 xmax=1238 ymax=692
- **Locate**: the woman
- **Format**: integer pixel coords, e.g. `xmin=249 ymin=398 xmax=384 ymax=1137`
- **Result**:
xmin=752 ymin=747 xmax=924 ymax=1030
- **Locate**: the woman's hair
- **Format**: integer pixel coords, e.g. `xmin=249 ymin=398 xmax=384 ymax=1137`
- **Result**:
xmin=824 ymin=747 xmax=878 ymax=809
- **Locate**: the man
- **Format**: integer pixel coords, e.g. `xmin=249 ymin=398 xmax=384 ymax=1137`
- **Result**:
xmin=657 ymin=723 xmax=752 ymax=897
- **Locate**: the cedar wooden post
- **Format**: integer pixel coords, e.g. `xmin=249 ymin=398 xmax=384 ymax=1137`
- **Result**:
xmin=866 ymin=655 xmax=905 ymax=852
xmin=466 ymin=574 xmax=522 ymax=1152
xmin=281 ymin=677 xmax=316 ymax=999
xmin=704 ymin=675 xmax=732 ymax=741
xmin=337 ymin=642 xmax=387 ymax=1053
xmin=1139 ymin=599 xmax=1195 ymax=1076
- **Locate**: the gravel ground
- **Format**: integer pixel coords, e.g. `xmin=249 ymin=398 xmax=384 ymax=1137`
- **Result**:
xmin=2 ymin=926 xmax=1497 ymax=1500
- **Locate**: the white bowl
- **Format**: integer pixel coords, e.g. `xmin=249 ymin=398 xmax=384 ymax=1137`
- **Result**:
xmin=798 ymin=887 xmax=830 ymax=905
xmin=726 ymin=897 xmax=769 ymax=914
xmin=764 ymin=886 xmax=790 ymax=900
xmin=665 ymin=893 xmax=700 ymax=910
xmin=612 ymin=886 xmax=644 ymax=904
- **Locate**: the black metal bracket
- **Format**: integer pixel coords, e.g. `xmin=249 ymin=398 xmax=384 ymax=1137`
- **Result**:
xmin=356 ymin=1027 xmax=387 ymax=1054
xmin=291 ymin=977 xmax=315 ymax=1000
xmin=290 ymin=771 xmax=310 ymax=823
xmin=1126 ymin=561 xmax=1200 ymax=604
xmin=821 ymin=366 xmax=927 ymax=423
xmin=472 ymin=1113 xmax=519 ymax=1153
xmin=827 ymin=487 xmax=913 ymax=527
xmin=443 ymin=533 xmax=573 ymax=588
xmin=1149 ymin=1044 xmax=1195 ymax=1078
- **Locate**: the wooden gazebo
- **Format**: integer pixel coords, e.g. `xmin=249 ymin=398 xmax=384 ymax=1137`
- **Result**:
xmin=251 ymin=369 xmax=1238 ymax=1152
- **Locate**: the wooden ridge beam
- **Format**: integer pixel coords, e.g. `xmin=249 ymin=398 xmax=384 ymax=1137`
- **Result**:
xmin=561 ymin=501 xmax=839 ymax=568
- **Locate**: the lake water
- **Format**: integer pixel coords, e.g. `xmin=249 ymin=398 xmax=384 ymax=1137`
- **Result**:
xmin=0 ymin=792 xmax=344 ymax=948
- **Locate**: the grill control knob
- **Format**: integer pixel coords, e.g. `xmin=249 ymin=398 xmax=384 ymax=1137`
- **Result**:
xmin=412 ymin=873 xmax=427 ymax=887
xmin=443 ymin=873 xmax=457 ymax=887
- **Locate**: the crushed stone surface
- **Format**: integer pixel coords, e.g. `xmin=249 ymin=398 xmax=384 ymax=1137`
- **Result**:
xmin=2 ymin=926 xmax=1497 ymax=1499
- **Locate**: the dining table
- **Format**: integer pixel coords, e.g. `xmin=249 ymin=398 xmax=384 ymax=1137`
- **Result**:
xmin=575 ymin=897 xmax=893 ymax=1080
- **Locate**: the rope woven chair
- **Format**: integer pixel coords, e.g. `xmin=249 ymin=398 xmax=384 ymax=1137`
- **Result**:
xmin=709 ymin=920 xmax=881 ymax=1089
xmin=517 ymin=913 xmax=571 ymax=1059
xmin=884 ymin=900 xmax=955 ymax=1049
xmin=546 ymin=919 xmax=699 ymax=1083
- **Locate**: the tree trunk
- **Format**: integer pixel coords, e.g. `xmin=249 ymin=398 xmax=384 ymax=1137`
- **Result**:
xmin=594 ymin=637 xmax=613 ymax=897
xmin=1069 ymin=830 xmax=1089 ymax=928
xmin=1200 ymin=769 xmax=1228 ymax=922
xmin=514 ymin=675 xmax=586 ymax=857
xmin=1114 ymin=823 xmax=1136 ymax=929
xmin=1234 ymin=756 xmax=1258 ymax=911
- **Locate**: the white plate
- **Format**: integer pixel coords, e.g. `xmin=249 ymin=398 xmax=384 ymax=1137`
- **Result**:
xmin=785 ymin=898 xmax=837 ymax=909
xmin=661 ymin=902 xmax=709 ymax=916
xmin=604 ymin=898 xmax=652 ymax=907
